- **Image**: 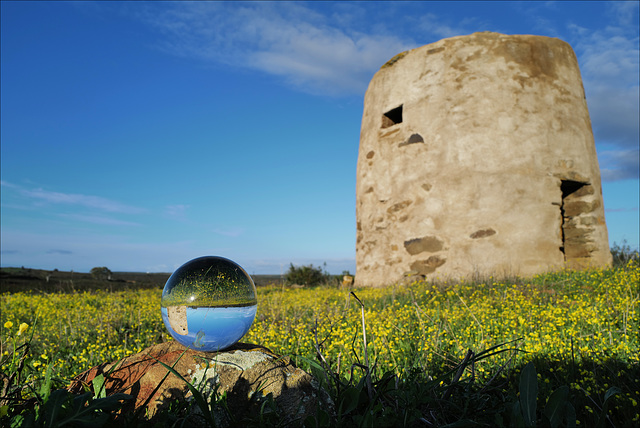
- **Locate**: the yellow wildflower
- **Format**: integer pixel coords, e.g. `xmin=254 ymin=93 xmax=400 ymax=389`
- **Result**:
xmin=17 ymin=323 xmax=29 ymax=336
xmin=3 ymin=321 xmax=13 ymax=329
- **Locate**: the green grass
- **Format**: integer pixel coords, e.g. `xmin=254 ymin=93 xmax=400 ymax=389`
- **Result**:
xmin=1 ymin=263 xmax=638 ymax=426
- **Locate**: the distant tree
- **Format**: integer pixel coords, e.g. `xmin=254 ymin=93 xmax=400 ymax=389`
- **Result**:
xmin=611 ymin=241 xmax=639 ymax=267
xmin=90 ymin=266 xmax=112 ymax=281
xmin=285 ymin=263 xmax=330 ymax=286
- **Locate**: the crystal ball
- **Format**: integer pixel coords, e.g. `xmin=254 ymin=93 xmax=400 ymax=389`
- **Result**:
xmin=161 ymin=256 xmax=257 ymax=351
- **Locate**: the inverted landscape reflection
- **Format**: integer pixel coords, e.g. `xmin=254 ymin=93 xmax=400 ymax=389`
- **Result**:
xmin=161 ymin=305 xmax=257 ymax=351
xmin=160 ymin=256 xmax=258 ymax=351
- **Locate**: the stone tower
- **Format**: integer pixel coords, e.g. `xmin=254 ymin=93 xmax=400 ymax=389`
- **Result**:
xmin=355 ymin=32 xmax=612 ymax=287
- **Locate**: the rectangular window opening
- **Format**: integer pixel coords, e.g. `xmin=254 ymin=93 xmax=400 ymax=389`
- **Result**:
xmin=381 ymin=105 xmax=403 ymax=128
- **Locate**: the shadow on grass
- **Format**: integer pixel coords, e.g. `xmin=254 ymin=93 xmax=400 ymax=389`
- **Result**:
xmin=301 ymin=347 xmax=639 ymax=428
xmin=409 ymin=352 xmax=639 ymax=427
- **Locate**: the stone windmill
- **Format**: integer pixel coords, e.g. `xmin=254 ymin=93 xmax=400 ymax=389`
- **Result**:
xmin=355 ymin=32 xmax=612 ymax=286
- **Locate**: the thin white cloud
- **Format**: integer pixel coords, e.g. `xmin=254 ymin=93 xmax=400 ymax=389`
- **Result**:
xmin=509 ymin=1 xmax=563 ymax=37
xmin=414 ymin=13 xmax=477 ymax=40
xmin=136 ymin=2 xmax=412 ymax=95
xmin=2 ymin=181 xmax=145 ymax=214
xmin=0 ymin=180 xmax=18 ymax=189
xmin=611 ymin=0 xmax=639 ymax=27
xmin=598 ymin=148 xmax=640 ymax=181
xmin=130 ymin=2 xmax=638 ymax=180
xmin=606 ymin=207 xmax=639 ymax=213
xmin=165 ymin=204 xmax=189 ymax=221
xmin=574 ymin=27 xmax=639 ymax=133
xmin=568 ymin=2 xmax=639 ymax=181
xmin=58 ymin=213 xmax=142 ymax=227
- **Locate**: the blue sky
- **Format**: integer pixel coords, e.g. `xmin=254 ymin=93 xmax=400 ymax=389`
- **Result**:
xmin=1 ymin=1 xmax=638 ymax=274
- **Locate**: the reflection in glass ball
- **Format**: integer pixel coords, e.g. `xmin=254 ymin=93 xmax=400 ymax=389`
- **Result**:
xmin=161 ymin=256 xmax=257 ymax=351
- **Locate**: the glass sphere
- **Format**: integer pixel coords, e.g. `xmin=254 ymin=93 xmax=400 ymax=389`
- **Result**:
xmin=161 ymin=256 xmax=257 ymax=352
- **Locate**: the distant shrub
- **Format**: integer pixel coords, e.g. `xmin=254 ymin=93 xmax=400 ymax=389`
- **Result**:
xmin=610 ymin=240 xmax=639 ymax=267
xmin=285 ymin=263 xmax=331 ymax=286
xmin=90 ymin=266 xmax=112 ymax=281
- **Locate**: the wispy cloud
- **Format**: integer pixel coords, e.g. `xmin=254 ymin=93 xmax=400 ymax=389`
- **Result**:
xmin=504 ymin=2 xmax=638 ymax=182
xmin=606 ymin=207 xmax=639 ymax=213
xmin=599 ymin=148 xmax=640 ymax=182
xmin=1 ymin=181 xmax=145 ymax=214
xmin=165 ymin=204 xmax=189 ymax=221
xmin=0 ymin=180 xmax=18 ymax=189
xmin=136 ymin=2 xmax=412 ymax=95
xmin=413 ymin=13 xmax=479 ymax=40
xmin=23 ymin=188 xmax=144 ymax=214
xmin=610 ymin=0 xmax=639 ymax=27
xmin=58 ymin=213 xmax=142 ymax=227
xmin=568 ymin=2 xmax=639 ymax=181
xmin=130 ymin=2 xmax=638 ymax=180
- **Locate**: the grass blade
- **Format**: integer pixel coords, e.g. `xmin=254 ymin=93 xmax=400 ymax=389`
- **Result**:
xmin=596 ymin=386 xmax=622 ymax=428
xmin=543 ymin=385 xmax=569 ymax=428
xmin=155 ymin=358 xmax=216 ymax=427
xmin=519 ymin=362 xmax=537 ymax=428
xmin=92 ymin=374 xmax=107 ymax=399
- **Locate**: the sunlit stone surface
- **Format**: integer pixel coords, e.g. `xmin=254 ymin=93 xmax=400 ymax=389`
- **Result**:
xmin=355 ymin=32 xmax=612 ymax=286
xmin=161 ymin=256 xmax=257 ymax=351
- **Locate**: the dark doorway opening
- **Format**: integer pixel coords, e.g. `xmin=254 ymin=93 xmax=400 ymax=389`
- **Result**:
xmin=559 ymin=180 xmax=588 ymax=260
xmin=382 ymin=105 xmax=403 ymax=128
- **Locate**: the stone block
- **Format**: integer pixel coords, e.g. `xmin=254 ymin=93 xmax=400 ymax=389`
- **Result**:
xmin=68 ymin=342 xmax=334 ymax=426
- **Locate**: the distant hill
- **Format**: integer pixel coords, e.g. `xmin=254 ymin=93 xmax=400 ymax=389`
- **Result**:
xmin=0 ymin=267 xmax=283 ymax=293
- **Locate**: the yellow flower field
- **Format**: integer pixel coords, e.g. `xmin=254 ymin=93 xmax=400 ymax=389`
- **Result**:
xmin=1 ymin=263 xmax=638 ymax=425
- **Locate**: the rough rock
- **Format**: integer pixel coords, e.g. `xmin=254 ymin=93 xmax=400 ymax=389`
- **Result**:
xmin=355 ymin=32 xmax=612 ymax=286
xmin=68 ymin=341 xmax=334 ymax=426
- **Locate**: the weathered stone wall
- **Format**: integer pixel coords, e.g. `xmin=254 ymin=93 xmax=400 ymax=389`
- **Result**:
xmin=355 ymin=32 xmax=612 ymax=287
